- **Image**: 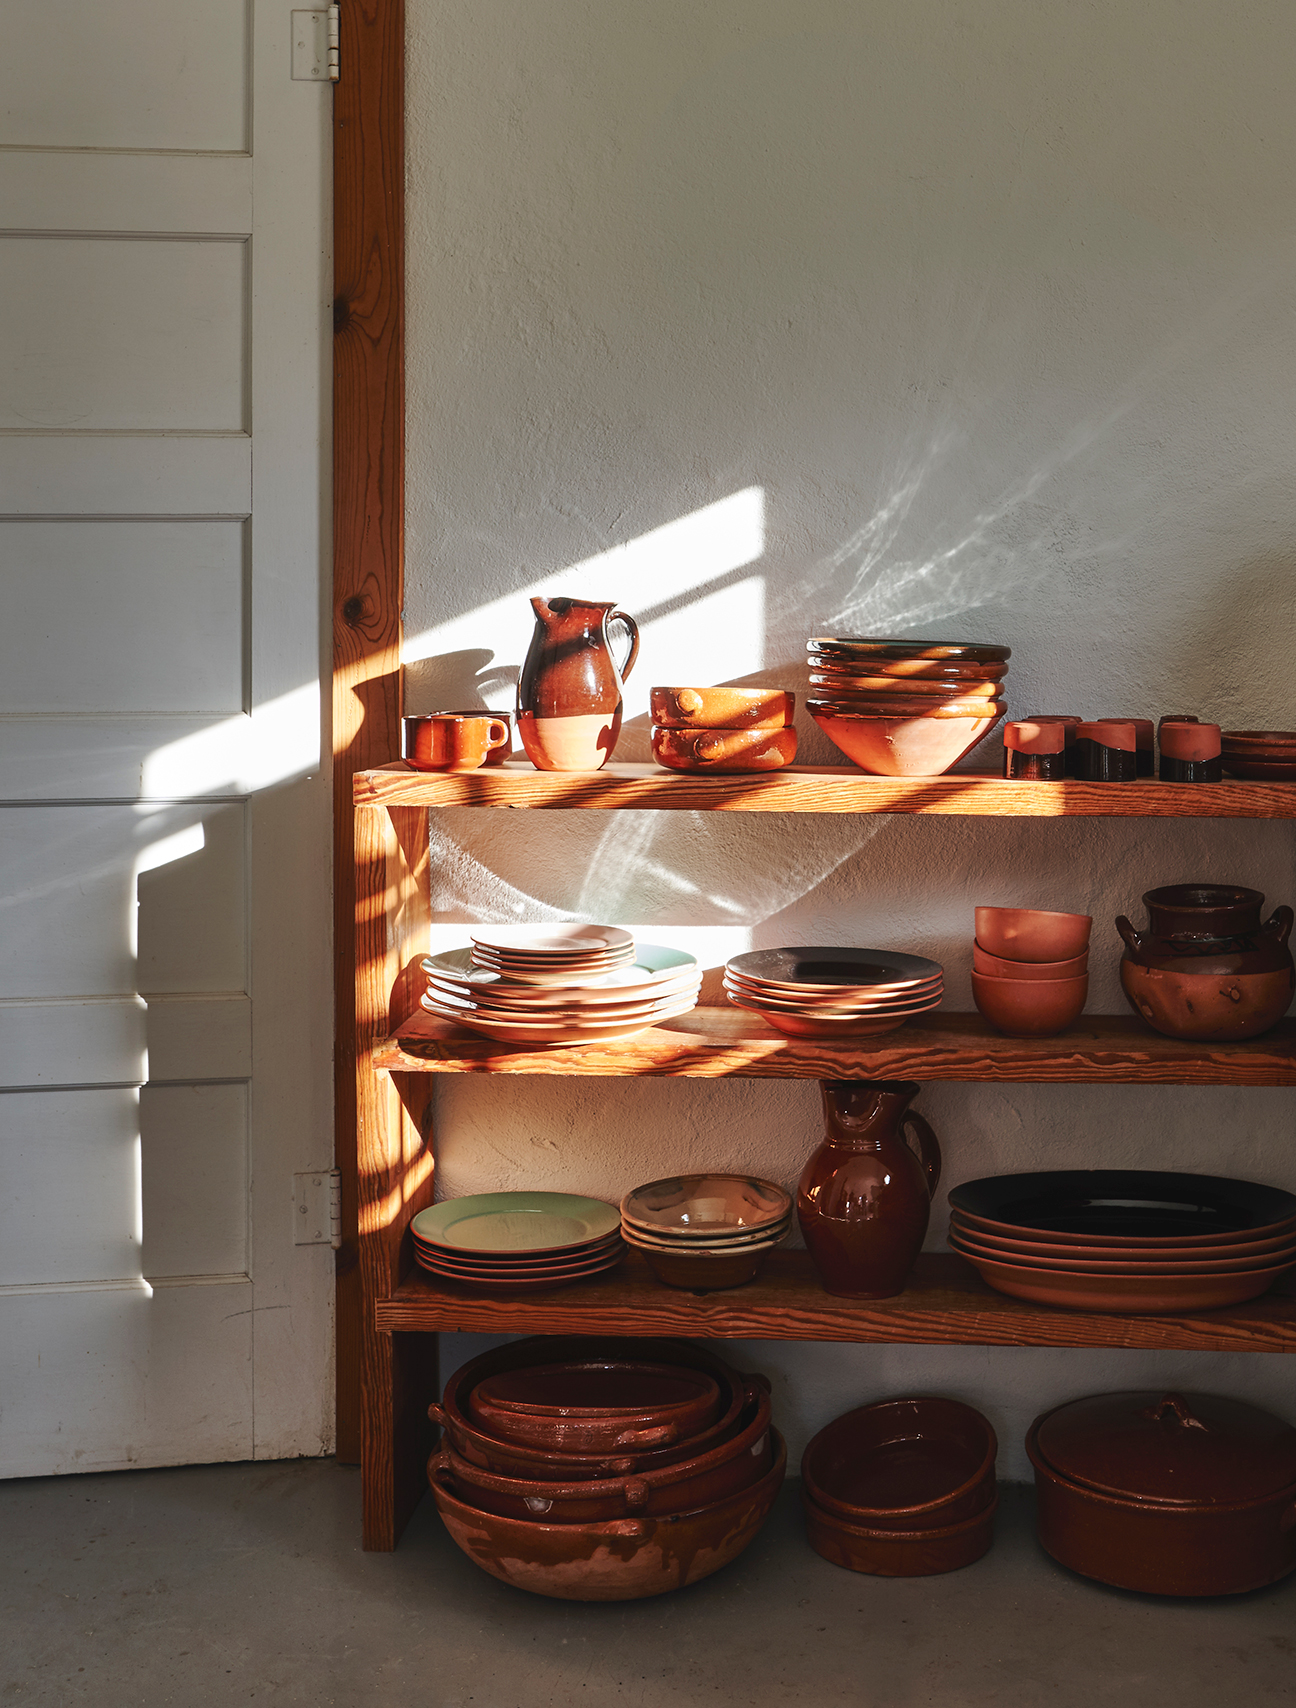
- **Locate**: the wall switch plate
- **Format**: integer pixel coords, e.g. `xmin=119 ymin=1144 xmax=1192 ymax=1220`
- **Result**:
xmin=294 ymin=1169 xmax=340 ymax=1245
xmin=291 ymin=10 xmax=331 ymax=81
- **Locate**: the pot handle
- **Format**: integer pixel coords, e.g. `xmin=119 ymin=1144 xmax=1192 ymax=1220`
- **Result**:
xmin=1142 ymin=1393 xmax=1209 ymax=1431
xmin=1115 ymin=915 xmax=1144 ymax=955
xmin=1262 ymin=905 xmax=1294 ymax=948
xmin=428 ymin=1401 xmax=447 ymax=1426
xmin=902 ymin=1110 xmax=942 ymax=1197
xmin=612 ymin=1422 xmax=677 ymax=1448
xmin=607 ymin=610 xmax=640 ymax=683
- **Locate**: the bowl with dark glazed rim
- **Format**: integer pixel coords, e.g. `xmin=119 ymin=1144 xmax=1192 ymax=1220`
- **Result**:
xmin=466 ymin=1360 xmax=722 ymax=1454
xmin=947 ymin=1210 xmax=1296 ymax=1265
xmin=803 ymin=1487 xmax=998 ymax=1576
xmin=948 ymin=1169 xmax=1296 ymax=1245
xmin=621 ymin=1174 xmax=791 ymax=1239
xmin=807 ymin=638 xmax=1011 ymax=662
xmin=947 ymin=1226 xmax=1296 ymax=1276
xmin=801 ymin=1398 xmax=997 ymax=1530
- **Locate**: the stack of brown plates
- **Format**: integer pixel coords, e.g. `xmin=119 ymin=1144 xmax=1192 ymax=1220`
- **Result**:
xmin=724 ymin=946 xmax=943 ymax=1038
xmin=805 ymin=637 xmax=1009 ymax=775
xmin=411 ymin=1192 xmax=624 ymax=1290
xmin=620 ymin=1173 xmax=793 ymax=1289
xmin=802 ymin=1398 xmax=998 ymax=1576
xmin=1221 ymin=730 xmax=1296 ymax=781
xmin=948 ymin=1170 xmax=1296 ymax=1312
xmin=427 ymin=1337 xmax=786 ymax=1600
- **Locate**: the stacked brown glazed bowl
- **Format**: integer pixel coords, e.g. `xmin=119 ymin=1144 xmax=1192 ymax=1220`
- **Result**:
xmin=971 ymin=906 xmax=1091 ymax=1036
xmin=802 ymin=1398 xmax=998 ymax=1575
xmin=620 ymin=1173 xmax=792 ymax=1289
xmin=806 ymin=637 xmax=1009 ymax=775
xmin=948 ymin=1170 xmax=1296 ymax=1313
xmin=724 ymin=946 xmax=944 ymax=1038
xmin=428 ymin=1337 xmax=785 ymax=1600
xmin=650 ymin=686 xmax=798 ymax=773
xmin=1220 ymin=729 xmax=1296 ymax=781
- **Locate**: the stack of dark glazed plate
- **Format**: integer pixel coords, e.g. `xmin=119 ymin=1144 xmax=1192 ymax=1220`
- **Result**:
xmin=619 ymin=1173 xmax=793 ymax=1289
xmin=411 ymin=1192 xmax=624 ymax=1290
xmin=1221 ymin=730 xmax=1296 ymax=781
xmin=805 ymin=637 xmax=1009 ymax=775
xmin=724 ymin=946 xmax=943 ymax=1038
xmin=427 ymin=1337 xmax=786 ymax=1600
xmin=802 ymin=1397 xmax=998 ymax=1575
xmin=948 ymin=1170 xmax=1296 ymax=1313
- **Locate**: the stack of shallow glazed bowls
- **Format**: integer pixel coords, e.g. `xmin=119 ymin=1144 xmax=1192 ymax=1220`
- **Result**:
xmin=411 ymin=1191 xmax=624 ymax=1290
xmin=421 ymin=930 xmax=701 ymax=1045
xmin=802 ymin=1398 xmax=998 ymax=1576
xmin=619 ymin=1174 xmax=793 ymax=1289
xmin=971 ymin=906 xmax=1091 ymax=1036
xmin=948 ymin=1169 xmax=1296 ymax=1313
xmin=724 ymin=946 xmax=944 ymax=1038
xmin=427 ymin=1336 xmax=786 ymax=1600
xmin=805 ymin=638 xmax=1009 ymax=776
xmin=1221 ymin=730 xmax=1296 ymax=781
xmin=650 ymin=686 xmax=798 ymax=773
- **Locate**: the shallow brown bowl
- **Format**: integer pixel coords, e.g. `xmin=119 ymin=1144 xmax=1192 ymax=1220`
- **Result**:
xmin=971 ymin=971 xmax=1088 ymax=1036
xmin=974 ymin=906 xmax=1093 ymax=962
xmin=803 ymin=1488 xmax=998 ymax=1576
xmin=948 ymin=1226 xmax=1296 ymax=1276
xmin=466 ymin=1359 xmax=722 ymax=1454
xmin=651 ymin=725 xmax=798 ymax=772
xmin=650 ymin=686 xmax=794 ymax=729
xmin=635 ymin=1238 xmax=784 ymax=1290
xmin=957 ymin=1251 xmax=1291 ymax=1313
xmin=808 ymin=694 xmax=1007 ymax=719
xmin=972 ymin=942 xmax=1088 ymax=980
xmin=808 ymin=672 xmax=1003 ymax=700
xmin=807 ymin=637 xmax=1011 ymax=662
xmin=809 ymin=708 xmax=1005 ymax=777
xmin=801 ymin=1398 xmax=997 ymax=1530
xmin=621 ymin=1173 xmax=792 ymax=1239
xmin=807 ymin=656 xmax=1009 ymax=682
xmin=429 ymin=1429 xmax=786 ymax=1600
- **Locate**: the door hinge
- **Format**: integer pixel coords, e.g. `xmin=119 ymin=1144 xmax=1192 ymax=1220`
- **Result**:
xmin=294 ymin=1168 xmax=343 ymax=1246
xmin=328 ymin=4 xmax=340 ymax=82
xmin=291 ymin=7 xmax=340 ymax=82
xmin=329 ymin=1167 xmax=343 ymax=1249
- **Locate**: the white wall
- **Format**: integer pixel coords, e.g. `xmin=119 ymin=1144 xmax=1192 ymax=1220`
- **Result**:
xmin=404 ymin=0 xmax=1296 ymax=1477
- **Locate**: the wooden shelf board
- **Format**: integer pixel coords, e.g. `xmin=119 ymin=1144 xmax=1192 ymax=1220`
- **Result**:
xmin=354 ymin=762 xmax=1296 ymax=818
xmin=376 ymin=1251 xmax=1296 ymax=1352
xmin=376 ymin=1009 xmax=1296 ymax=1084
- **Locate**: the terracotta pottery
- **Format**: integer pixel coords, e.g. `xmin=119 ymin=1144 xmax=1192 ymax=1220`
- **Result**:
xmin=1222 ymin=756 xmax=1296 ymax=780
xmin=973 ymin=906 xmax=1092 ymax=962
xmin=798 ymin=1081 xmax=941 ymax=1299
xmin=954 ymin=1249 xmax=1290 ymax=1312
xmin=637 ymin=1239 xmax=784 ymax=1291
xmin=808 ymin=707 xmax=1005 ymax=777
xmin=801 ymin=1398 xmax=997 ymax=1530
xmin=651 ymin=725 xmax=798 ymax=772
xmin=623 ymin=1216 xmax=792 ymax=1252
xmin=809 ymin=672 xmax=1004 ymax=699
xmin=1003 ymin=720 xmax=1067 ymax=781
xmin=946 ymin=1212 xmax=1296 ymax=1266
xmin=621 ymin=1174 xmax=791 ymax=1238
xmin=1028 ymin=1392 xmax=1296 ymax=1596
xmin=403 ymin=713 xmax=511 ymax=772
xmin=428 ymin=1429 xmax=787 ymax=1600
xmin=971 ymin=971 xmax=1088 ymax=1037
xmin=517 ymin=596 xmax=640 ymax=771
xmin=949 ymin=1169 xmax=1296 ymax=1246
xmin=435 ymin=709 xmax=514 ymax=765
xmin=1025 ymin=714 xmax=1082 ymax=775
xmin=808 ymin=694 xmax=1007 ymax=718
xmin=947 ymin=1225 xmax=1296 ymax=1276
xmin=1159 ymin=720 xmax=1222 ymax=783
xmin=1073 ymin=720 xmax=1138 ymax=782
xmin=1117 ymin=883 xmax=1295 ymax=1041
xmin=649 ymin=685 xmax=794 ymax=729
xmin=807 ymin=637 xmax=1011 ymax=663
xmin=467 ymin=1360 xmax=722 ymax=1453
xmin=807 ymin=655 xmax=1009 ymax=681
xmin=972 ymin=943 xmax=1088 ymax=981
xmin=803 ymin=1488 xmax=998 ymax=1577
xmin=1108 ymin=717 xmax=1156 ymax=775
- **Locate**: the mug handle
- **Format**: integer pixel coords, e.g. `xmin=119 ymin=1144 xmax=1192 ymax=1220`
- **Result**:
xmin=902 ymin=1110 xmax=942 ymax=1196
xmin=486 ymin=718 xmax=510 ymax=753
xmin=608 ymin=610 xmax=640 ymax=682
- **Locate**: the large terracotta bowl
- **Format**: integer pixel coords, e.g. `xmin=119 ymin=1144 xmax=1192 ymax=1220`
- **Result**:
xmin=466 ymin=1359 xmax=722 ymax=1453
xmin=809 ymin=707 xmax=1005 ymax=777
xmin=971 ymin=971 xmax=1088 ymax=1036
xmin=974 ymin=906 xmax=1092 ymax=962
xmin=1120 ymin=961 xmax=1294 ymax=1041
xmin=429 ymin=1429 xmax=787 ymax=1600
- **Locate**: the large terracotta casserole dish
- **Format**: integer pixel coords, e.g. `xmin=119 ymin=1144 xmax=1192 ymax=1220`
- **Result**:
xmin=801 ymin=1397 xmax=997 ymax=1530
xmin=1027 ymin=1390 xmax=1296 ymax=1596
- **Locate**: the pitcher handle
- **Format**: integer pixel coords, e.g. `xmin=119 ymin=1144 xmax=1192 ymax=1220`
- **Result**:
xmin=902 ymin=1110 xmax=942 ymax=1197
xmin=608 ymin=610 xmax=640 ymax=682
xmin=1262 ymin=906 xmax=1294 ymax=948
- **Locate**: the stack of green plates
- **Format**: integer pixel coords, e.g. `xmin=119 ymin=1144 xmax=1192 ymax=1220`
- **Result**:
xmin=413 ymin=1192 xmax=624 ymax=1291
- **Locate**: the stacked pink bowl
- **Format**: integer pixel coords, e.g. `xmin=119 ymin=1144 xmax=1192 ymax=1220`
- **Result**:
xmin=971 ymin=907 xmax=1092 ymax=1037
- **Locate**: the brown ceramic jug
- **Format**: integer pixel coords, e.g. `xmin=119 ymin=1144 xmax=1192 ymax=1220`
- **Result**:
xmin=517 ymin=597 xmax=640 ymax=771
xmin=797 ymin=1080 xmax=942 ymax=1299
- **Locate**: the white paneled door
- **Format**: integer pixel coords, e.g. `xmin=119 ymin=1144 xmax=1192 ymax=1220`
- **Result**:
xmin=0 ymin=4 xmax=333 ymax=1473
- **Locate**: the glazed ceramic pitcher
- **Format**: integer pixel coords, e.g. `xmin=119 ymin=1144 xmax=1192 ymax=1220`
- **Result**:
xmin=797 ymin=1080 xmax=942 ymax=1299
xmin=517 ymin=597 xmax=640 ymax=771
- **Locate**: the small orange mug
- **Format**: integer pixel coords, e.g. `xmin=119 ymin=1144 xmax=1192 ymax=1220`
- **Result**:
xmin=403 ymin=713 xmax=510 ymax=772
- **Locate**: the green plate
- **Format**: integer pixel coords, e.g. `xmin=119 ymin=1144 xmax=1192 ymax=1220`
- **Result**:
xmin=412 ymin=1192 xmax=621 ymax=1254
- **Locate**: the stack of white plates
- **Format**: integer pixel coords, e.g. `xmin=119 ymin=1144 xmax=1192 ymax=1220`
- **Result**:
xmin=421 ymin=931 xmax=702 ymax=1045
xmin=723 ymin=947 xmax=944 ymax=1039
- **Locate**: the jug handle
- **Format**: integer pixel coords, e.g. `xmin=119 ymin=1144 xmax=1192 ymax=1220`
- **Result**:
xmin=1262 ymin=906 xmax=1294 ymax=948
xmin=607 ymin=610 xmax=640 ymax=682
xmin=902 ymin=1110 xmax=942 ymax=1196
xmin=1115 ymin=915 xmax=1143 ymax=954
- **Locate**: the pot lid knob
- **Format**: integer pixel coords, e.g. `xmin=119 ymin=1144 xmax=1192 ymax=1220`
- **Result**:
xmin=1141 ymin=1393 xmax=1209 ymax=1432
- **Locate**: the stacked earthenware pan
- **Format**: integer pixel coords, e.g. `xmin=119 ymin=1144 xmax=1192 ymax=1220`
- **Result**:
xmin=619 ymin=1173 xmax=793 ymax=1290
xmin=427 ymin=1337 xmax=786 ymax=1600
xmin=1221 ymin=729 xmax=1296 ymax=781
xmin=948 ymin=1169 xmax=1296 ymax=1313
xmin=802 ymin=1397 xmax=998 ymax=1576
xmin=724 ymin=946 xmax=944 ymax=1038
xmin=806 ymin=637 xmax=1009 ymax=776
xmin=411 ymin=1191 xmax=624 ymax=1291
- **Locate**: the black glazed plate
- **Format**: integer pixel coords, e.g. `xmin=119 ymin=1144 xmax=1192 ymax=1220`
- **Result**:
xmin=727 ymin=946 xmax=943 ymax=988
xmin=949 ymin=1170 xmax=1296 ymax=1245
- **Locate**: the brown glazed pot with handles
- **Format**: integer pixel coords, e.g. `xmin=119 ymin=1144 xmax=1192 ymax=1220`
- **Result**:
xmin=517 ymin=596 xmax=640 ymax=771
xmin=797 ymin=1080 xmax=942 ymax=1298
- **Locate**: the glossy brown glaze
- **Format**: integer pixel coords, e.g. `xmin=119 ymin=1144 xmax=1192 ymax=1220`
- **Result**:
xmin=639 ymin=1241 xmax=780 ymax=1290
xmin=973 ymin=906 xmax=1092 ymax=962
xmin=808 ymin=707 xmax=1005 ymax=776
xmin=650 ymin=725 xmax=798 ymax=772
xmin=801 ymin=1397 xmax=997 ymax=1528
xmin=649 ymin=686 xmax=794 ymax=729
xmin=467 ymin=1361 xmax=722 ymax=1453
xmin=803 ymin=1487 xmax=998 ymax=1576
xmin=972 ymin=970 xmax=1089 ymax=1037
xmin=403 ymin=713 xmax=510 ymax=772
xmin=517 ymin=596 xmax=640 ymax=771
xmin=798 ymin=1081 xmax=941 ymax=1298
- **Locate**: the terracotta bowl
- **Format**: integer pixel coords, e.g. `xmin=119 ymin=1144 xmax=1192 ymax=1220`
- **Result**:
xmin=806 ymin=657 xmax=1009 ymax=683
xmin=807 ymin=637 xmax=1011 ymax=663
xmin=974 ymin=906 xmax=1092 ymax=962
xmin=801 ymin=1398 xmax=997 ymax=1530
xmin=622 ymin=1174 xmax=792 ymax=1238
xmin=651 ymin=725 xmax=797 ymax=773
xmin=972 ymin=942 xmax=1089 ymax=980
xmin=429 ymin=1429 xmax=787 ymax=1600
xmin=803 ymin=1488 xmax=998 ymax=1576
xmin=726 ymin=996 xmax=935 ymax=1039
xmin=956 ymin=1252 xmax=1290 ymax=1313
xmin=946 ymin=1213 xmax=1296 ymax=1266
xmin=808 ymin=672 xmax=1004 ymax=700
xmin=971 ymin=971 xmax=1088 ymax=1037
xmin=948 ymin=1226 xmax=1296 ymax=1276
xmin=465 ymin=1359 xmax=723 ymax=1453
xmin=808 ymin=694 xmax=1007 ymax=719
xmin=809 ymin=708 xmax=1005 ymax=777
xmin=1222 ymin=757 xmax=1296 ymax=780
xmin=633 ymin=1235 xmax=787 ymax=1290
xmin=1120 ymin=962 xmax=1294 ymax=1042
xmin=649 ymin=685 xmax=794 ymax=729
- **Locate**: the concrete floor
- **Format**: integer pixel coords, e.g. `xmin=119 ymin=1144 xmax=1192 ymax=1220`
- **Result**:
xmin=2 ymin=1461 xmax=1293 ymax=1707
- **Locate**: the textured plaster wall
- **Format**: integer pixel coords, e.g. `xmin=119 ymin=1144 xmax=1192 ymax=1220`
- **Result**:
xmin=404 ymin=0 xmax=1296 ymax=1477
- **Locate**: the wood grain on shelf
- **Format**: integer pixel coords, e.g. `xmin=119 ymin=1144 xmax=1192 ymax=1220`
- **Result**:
xmin=375 ymin=1009 xmax=1296 ymax=1085
xmin=376 ymin=1251 xmax=1296 ymax=1354
xmin=354 ymin=762 xmax=1296 ymax=818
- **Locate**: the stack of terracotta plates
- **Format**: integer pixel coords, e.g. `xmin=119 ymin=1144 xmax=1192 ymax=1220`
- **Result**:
xmin=724 ymin=946 xmax=943 ymax=1038
xmin=468 ymin=923 xmax=636 ymax=982
xmin=802 ymin=1398 xmax=998 ymax=1576
xmin=1221 ymin=730 xmax=1296 ymax=781
xmin=805 ymin=637 xmax=1009 ymax=776
xmin=619 ymin=1173 xmax=793 ymax=1289
xmin=427 ymin=1336 xmax=786 ymax=1600
xmin=420 ymin=934 xmax=702 ymax=1045
xmin=948 ymin=1169 xmax=1296 ymax=1313
xmin=411 ymin=1192 xmax=624 ymax=1290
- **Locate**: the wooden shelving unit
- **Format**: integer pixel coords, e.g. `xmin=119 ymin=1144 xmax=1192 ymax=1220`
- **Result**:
xmin=351 ymin=764 xmax=1296 ymax=1550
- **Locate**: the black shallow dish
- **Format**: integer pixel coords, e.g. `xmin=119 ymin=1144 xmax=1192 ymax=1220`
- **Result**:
xmin=949 ymin=1171 xmax=1296 ymax=1247
xmin=727 ymin=947 xmax=943 ymax=988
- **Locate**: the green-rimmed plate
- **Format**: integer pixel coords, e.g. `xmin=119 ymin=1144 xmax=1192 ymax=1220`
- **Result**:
xmin=412 ymin=1192 xmax=621 ymax=1255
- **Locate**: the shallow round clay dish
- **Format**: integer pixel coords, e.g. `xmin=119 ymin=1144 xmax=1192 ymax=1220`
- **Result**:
xmin=946 ymin=1211 xmax=1296 ymax=1265
xmin=635 ymin=1238 xmax=786 ymax=1290
xmin=803 ymin=1488 xmax=998 ymax=1577
xmin=949 ymin=1170 xmax=1296 ymax=1246
xmin=414 ymin=1250 xmax=625 ymax=1290
xmin=1221 ymin=757 xmax=1296 ymax=780
xmin=726 ymin=995 xmax=939 ymax=1038
xmin=649 ymin=686 xmax=794 ymax=729
xmin=801 ymin=1398 xmax=997 ymax=1529
xmin=413 ymin=1193 xmax=619 ymax=1255
xmin=807 ymin=638 xmax=1012 ymax=662
xmin=972 ymin=943 xmax=1088 ymax=980
xmin=809 ymin=695 xmax=1007 ymax=720
xmin=957 ymin=1252 xmax=1290 ymax=1312
xmin=972 ymin=971 xmax=1088 ymax=1036
xmin=973 ymin=906 xmax=1092 ymax=961
xmin=809 ymin=708 xmax=1004 ymax=776
xmin=808 ymin=672 xmax=1003 ymax=700
xmin=728 ymin=947 xmax=943 ymax=989
xmin=414 ymin=1228 xmax=623 ymax=1268
xmin=622 ymin=1216 xmax=793 ymax=1253
xmin=621 ymin=1174 xmax=791 ymax=1239
xmin=467 ymin=1360 xmax=722 ymax=1453
xmin=948 ymin=1227 xmax=1296 ymax=1276
xmin=1120 ymin=962 xmax=1294 ymax=1042
xmin=1221 ymin=729 xmax=1296 ymax=747
xmin=651 ymin=725 xmax=797 ymax=773
xmin=807 ymin=654 xmax=1008 ymax=681
xmin=470 ymin=923 xmax=635 ymax=956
